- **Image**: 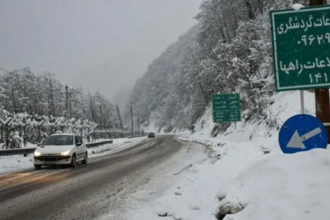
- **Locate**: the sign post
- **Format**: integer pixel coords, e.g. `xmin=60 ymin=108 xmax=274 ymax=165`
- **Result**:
xmin=309 ymin=0 xmax=330 ymax=144
xmin=270 ymin=5 xmax=330 ymax=90
xmin=300 ymin=90 xmax=305 ymax=114
xmin=270 ymin=3 xmax=330 ymax=143
xmin=212 ymin=94 xmax=241 ymax=123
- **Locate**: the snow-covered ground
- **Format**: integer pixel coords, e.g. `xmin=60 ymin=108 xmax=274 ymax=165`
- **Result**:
xmin=1 ymin=90 xmax=327 ymax=220
xmin=119 ymin=90 xmax=329 ymax=220
xmin=214 ymin=149 xmax=330 ymax=220
xmin=0 ymin=154 xmax=35 ymax=175
xmin=0 ymin=137 xmax=147 ymax=174
xmin=0 ymin=142 xmax=37 ymax=174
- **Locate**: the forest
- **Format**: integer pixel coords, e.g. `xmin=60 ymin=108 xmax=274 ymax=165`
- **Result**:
xmin=0 ymin=67 xmax=123 ymax=145
xmin=126 ymin=0 xmax=310 ymax=133
xmin=0 ymin=0 xmax=313 ymax=144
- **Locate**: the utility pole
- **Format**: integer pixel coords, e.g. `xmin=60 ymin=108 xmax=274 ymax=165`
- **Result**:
xmin=137 ymin=110 xmax=140 ymax=131
xmin=310 ymin=0 xmax=330 ymax=144
xmin=65 ymin=85 xmax=69 ymax=119
xmin=130 ymin=102 xmax=134 ymax=132
xmin=99 ymin=104 xmax=103 ymax=130
xmin=69 ymin=100 xmax=72 ymax=119
xmin=89 ymin=93 xmax=95 ymax=122
xmin=63 ymin=85 xmax=73 ymax=119
xmin=116 ymin=105 xmax=123 ymax=131
xmin=49 ymin=77 xmax=55 ymax=116
xmin=103 ymin=103 xmax=107 ymax=130
xmin=79 ymin=87 xmax=86 ymax=116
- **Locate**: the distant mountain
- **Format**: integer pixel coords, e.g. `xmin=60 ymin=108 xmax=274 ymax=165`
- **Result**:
xmin=126 ymin=0 xmax=279 ymax=133
xmin=69 ymin=57 xmax=141 ymax=101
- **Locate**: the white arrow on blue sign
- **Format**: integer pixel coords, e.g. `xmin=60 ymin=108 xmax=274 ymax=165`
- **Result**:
xmin=278 ymin=114 xmax=328 ymax=154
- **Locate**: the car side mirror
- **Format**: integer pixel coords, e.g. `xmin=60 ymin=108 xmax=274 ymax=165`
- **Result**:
xmin=76 ymin=142 xmax=82 ymax=146
xmin=37 ymin=143 xmax=41 ymax=146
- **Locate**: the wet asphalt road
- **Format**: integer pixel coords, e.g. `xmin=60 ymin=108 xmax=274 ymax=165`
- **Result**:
xmin=0 ymin=136 xmax=182 ymax=220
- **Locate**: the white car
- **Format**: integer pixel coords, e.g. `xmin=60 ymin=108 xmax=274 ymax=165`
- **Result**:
xmin=33 ymin=133 xmax=88 ymax=169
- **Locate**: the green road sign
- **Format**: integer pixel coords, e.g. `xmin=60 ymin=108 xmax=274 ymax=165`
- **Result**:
xmin=212 ymin=94 xmax=241 ymax=123
xmin=270 ymin=5 xmax=330 ymax=91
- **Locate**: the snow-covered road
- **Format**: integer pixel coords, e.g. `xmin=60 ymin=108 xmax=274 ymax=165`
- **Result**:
xmin=0 ymin=136 xmax=206 ymax=220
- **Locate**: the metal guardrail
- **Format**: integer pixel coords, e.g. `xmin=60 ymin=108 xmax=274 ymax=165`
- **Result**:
xmin=0 ymin=140 xmax=114 ymax=156
xmin=0 ymin=148 xmax=36 ymax=156
xmin=86 ymin=140 xmax=113 ymax=148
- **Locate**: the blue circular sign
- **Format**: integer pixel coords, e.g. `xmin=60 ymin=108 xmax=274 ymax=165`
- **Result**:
xmin=278 ymin=114 xmax=328 ymax=154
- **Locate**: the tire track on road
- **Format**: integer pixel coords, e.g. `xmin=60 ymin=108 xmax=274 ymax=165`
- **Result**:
xmin=0 ymin=169 xmax=68 ymax=191
xmin=0 ymin=137 xmax=181 ymax=220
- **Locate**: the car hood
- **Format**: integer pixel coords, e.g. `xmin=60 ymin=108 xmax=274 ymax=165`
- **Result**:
xmin=36 ymin=145 xmax=75 ymax=154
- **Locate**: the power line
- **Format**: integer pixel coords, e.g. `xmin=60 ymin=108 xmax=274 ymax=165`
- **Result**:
xmin=0 ymin=67 xmax=30 ymax=75
xmin=0 ymin=67 xmax=11 ymax=74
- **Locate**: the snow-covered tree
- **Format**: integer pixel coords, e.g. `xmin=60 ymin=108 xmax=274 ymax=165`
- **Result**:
xmin=0 ymin=67 xmax=122 ymax=143
xmin=125 ymin=0 xmax=307 ymax=133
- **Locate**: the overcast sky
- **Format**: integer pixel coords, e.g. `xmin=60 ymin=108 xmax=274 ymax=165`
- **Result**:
xmin=0 ymin=0 xmax=203 ymax=100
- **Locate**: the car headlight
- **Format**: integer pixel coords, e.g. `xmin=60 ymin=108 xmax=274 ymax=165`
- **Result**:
xmin=60 ymin=150 xmax=70 ymax=156
xmin=34 ymin=151 xmax=42 ymax=157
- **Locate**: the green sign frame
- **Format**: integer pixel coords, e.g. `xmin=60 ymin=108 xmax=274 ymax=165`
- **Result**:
xmin=270 ymin=5 xmax=330 ymax=91
xmin=212 ymin=94 xmax=241 ymax=123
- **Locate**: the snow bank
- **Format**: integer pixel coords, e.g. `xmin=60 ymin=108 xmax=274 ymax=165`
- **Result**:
xmin=128 ymin=138 xmax=266 ymax=220
xmin=0 ymin=143 xmax=37 ymax=174
xmin=0 ymin=155 xmax=34 ymax=174
xmin=217 ymin=149 xmax=330 ymax=220
xmin=181 ymin=91 xmax=325 ymax=219
xmin=123 ymin=91 xmax=324 ymax=220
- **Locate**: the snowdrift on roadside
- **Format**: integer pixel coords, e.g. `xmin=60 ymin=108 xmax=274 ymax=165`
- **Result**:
xmin=88 ymin=137 xmax=147 ymax=157
xmin=176 ymin=90 xmax=323 ymax=220
xmin=217 ymin=149 xmax=330 ymax=220
xmin=102 ymin=91 xmax=325 ymax=220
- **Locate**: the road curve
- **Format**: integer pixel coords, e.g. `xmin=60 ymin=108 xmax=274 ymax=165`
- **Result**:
xmin=0 ymin=136 xmax=182 ymax=220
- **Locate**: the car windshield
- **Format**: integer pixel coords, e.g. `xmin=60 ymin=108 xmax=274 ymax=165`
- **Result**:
xmin=42 ymin=135 xmax=74 ymax=146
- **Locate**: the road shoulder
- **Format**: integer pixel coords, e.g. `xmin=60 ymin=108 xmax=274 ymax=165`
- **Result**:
xmin=98 ymin=138 xmax=210 ymax=220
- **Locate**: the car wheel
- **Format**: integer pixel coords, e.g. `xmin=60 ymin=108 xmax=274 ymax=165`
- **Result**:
xmin=34 ymin=165 xmax=41 ymax=170
xmin=71 ymin=154 xmax=77 ymax=168
xmin=82 ymin=152 xmax=88 ymax=165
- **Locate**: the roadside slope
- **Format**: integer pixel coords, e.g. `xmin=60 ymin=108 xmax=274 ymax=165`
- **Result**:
xmin=121 ymin=90 xmax=323 ymax=220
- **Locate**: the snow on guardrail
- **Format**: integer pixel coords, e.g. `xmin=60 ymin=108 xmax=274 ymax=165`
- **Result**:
xmin=0 ymin=140 xmax=114 ymax=156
